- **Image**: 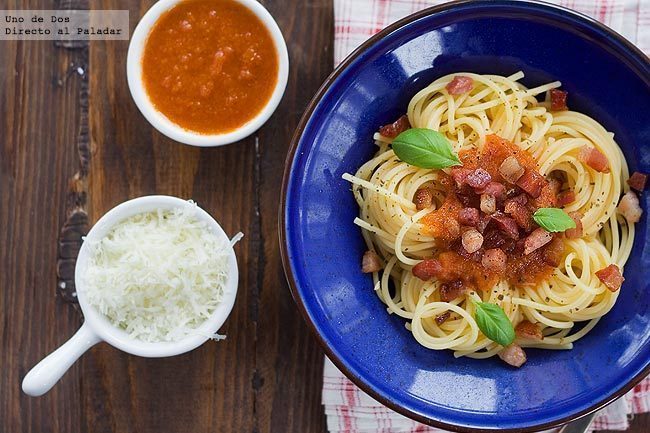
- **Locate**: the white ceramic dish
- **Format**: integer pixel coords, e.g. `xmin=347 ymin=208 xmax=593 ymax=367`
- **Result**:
xmin=126 ymin=0 xmax=289 ymax=147
xmin=22 ymin=195 xmax=239 ymax=397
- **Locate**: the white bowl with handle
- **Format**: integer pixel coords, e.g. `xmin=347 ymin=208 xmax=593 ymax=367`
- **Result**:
xmin=22 ymin=195 xmax=239 ymax=397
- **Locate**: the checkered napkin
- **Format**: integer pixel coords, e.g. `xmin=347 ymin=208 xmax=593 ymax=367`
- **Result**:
xmin=334 ymin=0 xmax=650 ymax=64
xmin=324 ymin=1 xmax=650 ymax=432
xmin=324 ymin=357 xmax=650 ymax=432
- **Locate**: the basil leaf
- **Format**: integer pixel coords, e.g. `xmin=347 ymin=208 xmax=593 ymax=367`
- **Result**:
xmin=473 ymin=301 xmax=515 ymax=346
xmin=533 ymin=207 xmax=576 ymax=232
xmin=392 ymin=128 xmax=461 ymax=169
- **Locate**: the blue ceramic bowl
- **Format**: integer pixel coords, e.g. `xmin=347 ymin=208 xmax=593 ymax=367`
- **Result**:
xmin=280 ymin=1 xmax=650 ymax=431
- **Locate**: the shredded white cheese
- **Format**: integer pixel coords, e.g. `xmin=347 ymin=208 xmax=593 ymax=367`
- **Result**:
xmin=82 ymin=203 xmax=236 ymax=342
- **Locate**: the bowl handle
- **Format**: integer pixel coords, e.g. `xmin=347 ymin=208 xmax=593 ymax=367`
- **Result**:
xmin=22 ymin=322 xmax=101 ymax=396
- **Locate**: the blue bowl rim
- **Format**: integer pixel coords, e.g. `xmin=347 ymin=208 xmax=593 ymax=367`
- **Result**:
xmin=279 ymin=1 xmax=650 ymax=431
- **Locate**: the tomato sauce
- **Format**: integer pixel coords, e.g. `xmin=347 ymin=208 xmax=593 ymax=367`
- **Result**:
xmin=421 ymin=135 xmax=561 ymax=289
xmin=436 ymin=251 xmax=500 ymax=292
xmin=421 ymin=181 xmax=462 ymax=241
xmin=141 ymin=0 xmax=279 ymax=134
xmin=459 ymin=135 xmax=556 ymax=209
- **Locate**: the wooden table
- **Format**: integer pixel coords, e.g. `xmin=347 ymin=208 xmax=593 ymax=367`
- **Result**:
xmin=0 ymin=1 xmax=647 ymax=432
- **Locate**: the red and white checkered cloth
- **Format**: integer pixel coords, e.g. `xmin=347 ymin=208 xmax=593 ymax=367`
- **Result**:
xmin=324 ymin=358 xmax=650 ymax=433
xmin=325 ymin=1 xmax=650 ymax=432
xmin=334 ymin=0 xmax=650 ymax=64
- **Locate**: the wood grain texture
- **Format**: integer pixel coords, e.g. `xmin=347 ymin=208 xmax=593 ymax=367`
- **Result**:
xmin=0 ymin=0 xmax=647 ymax=432
xmin=0 ymin=0 xmax=88 ymax=432
xmin=254 ymin=0 xmax=331 ymax=431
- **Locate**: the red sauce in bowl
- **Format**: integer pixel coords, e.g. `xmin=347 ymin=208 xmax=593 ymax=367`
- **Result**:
xmin=141 ymin=0 xmax=279 ymax=134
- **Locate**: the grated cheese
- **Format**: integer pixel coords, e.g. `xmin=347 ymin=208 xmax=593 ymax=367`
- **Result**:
xmin=82 ymin=202 xmax=237 ymax=342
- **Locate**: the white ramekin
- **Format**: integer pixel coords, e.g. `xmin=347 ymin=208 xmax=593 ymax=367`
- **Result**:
xmin=22 ymin=196 xmax=239 ymax=397
xmin=126 ymin=0 xmax=289 ymax=147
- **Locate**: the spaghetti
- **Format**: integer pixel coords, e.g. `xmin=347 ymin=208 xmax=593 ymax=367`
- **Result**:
xmin=344 ymin=72 xmax=642 ymax=365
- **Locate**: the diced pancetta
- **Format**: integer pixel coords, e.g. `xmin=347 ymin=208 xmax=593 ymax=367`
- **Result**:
xmin=439 ymin=280 xmax=467 ymax=302
xmin=516 ymin=169 xmax=546 ymax=198
xmin=515 ymin=321 xmax=543 ymax=340
xmin=412 ymin=259 xmax=442 ymax=281
xmin=523 ymin=228 xmax=552 ymax=255
xmin=627 ymin=172 xmax=648 ymax=192
xmin=564 ymin=212 xmax=583 ymax=239
xmin=499 ymin=156 xmax=525 ymax=184
xmin=379 ymin=115 xmax=410 ymax=138
xmin=476 ymin=214 xmax=492 ymax=233
xmin=414 ymin=187 xmax=433 ymax=210
xmin=458 ymin=207 xmax=480 ymax=226
xmin=435 ymin=311 xmax=450 ymax=325
xmin=450 ymin=167 xmax=472 ymax=186
xmin=481 ymin=248 xmax=507 ymax=273
xmin=578 ymin=146 xmax=610 ymax=173
xmin=465 ymin=168 xmax=492 ymax=189
xmin=446 ymin=76 xmax=474 ymax=95
xmin=490 ymin=212 xmax=520 ymax=239
xmin=498 ymin=344 xmax=527 ymax=367
xmin=557 ymin=190 xmax=575 ymax=207
xmin=462 ymin=229 xmax=484 ymax=253
xmin=504 ymin=201 xmax=533 ymax=231
xmin=482 ymin=229 xmax=507 ymax=250
xmin=550 ymin=89 xmax=568 ymax=111
xmin=618 ymin=190 xmax=642 ymax=223
xmin=542 ymin=236 xmax=565 ymax=267
xmin=362 ymin=251 xmax=382 ymax=273
xmin=480 ymin=194 xmax=496 ymax=214
xmin=595 ymin=264 xmax=624 ymax=292
xmin=479 ymin=181 xmax=506 ymax=199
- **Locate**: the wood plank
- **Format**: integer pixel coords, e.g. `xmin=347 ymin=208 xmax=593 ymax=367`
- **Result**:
xmin=0 ymin=1 xmax=88 ymax=432
xmin=254 ymin=0 xmax=332 ymax=432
